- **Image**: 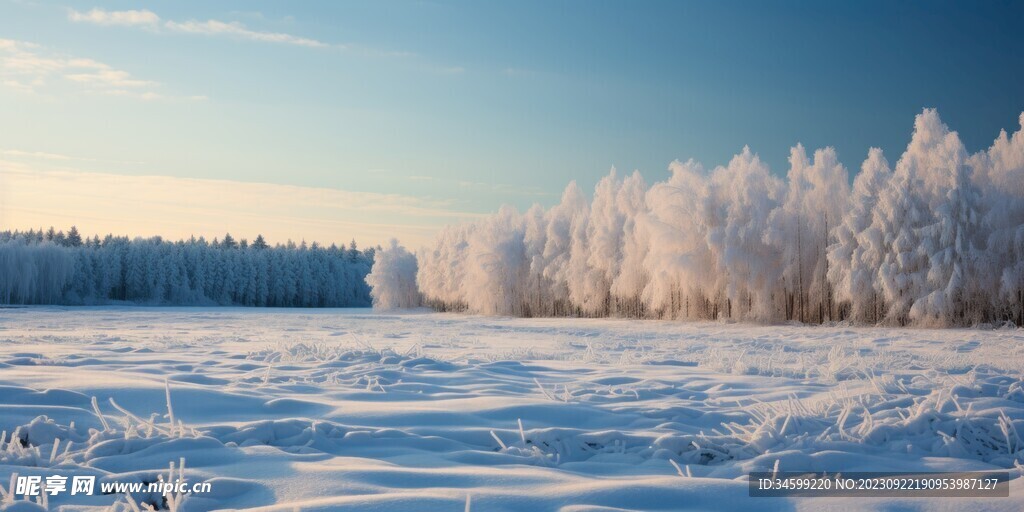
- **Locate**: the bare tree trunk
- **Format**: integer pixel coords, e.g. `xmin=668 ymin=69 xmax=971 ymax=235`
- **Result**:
xmin=797 ymin=216 xmax=804 ymax=323
xmin=823 ymin=217 xmax=830 ymax=323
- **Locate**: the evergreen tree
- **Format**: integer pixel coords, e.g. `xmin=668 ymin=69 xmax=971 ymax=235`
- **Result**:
xmin=253 ymin=234 xmax=269 ymax=250
xmin=67 ymin=226 xmax=83 ymax=247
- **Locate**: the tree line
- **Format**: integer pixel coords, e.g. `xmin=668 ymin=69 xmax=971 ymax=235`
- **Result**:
xmin=0 ymin=229 xmax=375 ymax=307
xmin=370 ymin=109 xmax=1024 ymax=327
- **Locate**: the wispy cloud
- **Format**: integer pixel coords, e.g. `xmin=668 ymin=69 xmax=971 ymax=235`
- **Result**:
xmin=456 ymin=180 xmax=553 ymax=198
xmin=0 ymin=38 xmax=173 ymax=98
xmin=0 ymin=161 xmax=483 ymax=247
xmin=68 ymin=8 xmax=159 ymax=27
xmin=164 ymin=19 xmax=327 ymax=48
xmin=63 ymin=59 xmax=156 ymax=89
xmin=70 ymin=8 xmax=329 ymax=48
xmin=0 ymin=148 xmax=145 ymax=165
xmin=402 ymin=172 xmax=551 ymax=198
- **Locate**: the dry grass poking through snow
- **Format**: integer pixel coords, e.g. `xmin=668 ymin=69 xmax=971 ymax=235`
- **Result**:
xmin=0 ymin=308 xmax=1022 ymax=511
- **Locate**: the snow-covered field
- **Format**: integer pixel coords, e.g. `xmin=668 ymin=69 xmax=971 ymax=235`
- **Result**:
xmin=1 ymin=307 xmax=1023 ymax=511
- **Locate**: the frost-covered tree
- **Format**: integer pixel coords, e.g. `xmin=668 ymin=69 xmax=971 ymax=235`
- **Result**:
xmin=765 ymin=145 xmax=850 ymax=323
xmin=541 ymin=182 xmax=587 ymax=315
xmin=565 ymin=191 xmax=593 ymax=314
xmin=0 ymin=229 xmax=375 ymax=307
xmin=66 ymin=226 xmax=83 ymax=247
xmin=578 ymin=169 xmax=623 ymax=316
xmin=873 ymin=151 xmax=930 ymax=325
xmin=416 ymin=224 xmax=473 ymax=311
xmin=641 ymin=159 xmax=712 ymax=319
xmin=252 ymin=234 xmax=269 ymax=250
xmin=0 ymin=239 xmax=74 ymax=303
xmin=522 ymin=203 xmax=550 ymax=316
xmin=914 ymin=152 xmax=983 ymax=325
xmin=609 ymin=170 xmax=648 ymax=316
xmin=828 ymin=148 xmax=892 ymax=323
xmin=881 ymin=109 xmax=983 ymax=326
xmin=971 ymin=113 xmax=1024 ymax=324
xmin=707 ymin=147 xmax=784 ymax=321
xmin=400 ymin=109 xmax=1022 ymax=326
xmin=463 ymin=206 xmax=529 ymax=315
xmin=365 ymin=239 xmax=420 ymax=309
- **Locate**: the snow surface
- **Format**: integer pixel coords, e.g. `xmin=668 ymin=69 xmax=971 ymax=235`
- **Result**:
xmin=1 ymin=307 xmax=1023 ymax=511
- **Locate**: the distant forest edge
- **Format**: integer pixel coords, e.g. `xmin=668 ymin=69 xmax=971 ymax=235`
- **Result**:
xmin=0 ymin=229 xmax=375 ymax=307
xmin=368 ymin=109 xmax=1024 ymax=327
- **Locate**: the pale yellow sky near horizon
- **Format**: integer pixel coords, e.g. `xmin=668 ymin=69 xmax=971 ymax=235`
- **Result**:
xmin=0 ymin=158 xmax=481 ymax=249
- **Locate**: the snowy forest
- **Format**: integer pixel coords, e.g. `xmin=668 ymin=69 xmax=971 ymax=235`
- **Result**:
xmin=370 ymin=109 xmax=1024 ymax=327
xmin=0 ymin=229 xmax=375 ymax=306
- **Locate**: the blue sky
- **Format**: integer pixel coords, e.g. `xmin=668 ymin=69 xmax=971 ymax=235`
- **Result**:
xmin=1 ymin=0 xmax=1022 ymax=246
